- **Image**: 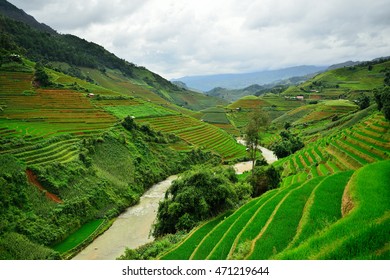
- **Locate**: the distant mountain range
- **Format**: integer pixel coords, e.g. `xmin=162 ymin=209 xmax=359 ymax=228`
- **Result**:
xmin=171 ymin=65 xmax=328 ymax=92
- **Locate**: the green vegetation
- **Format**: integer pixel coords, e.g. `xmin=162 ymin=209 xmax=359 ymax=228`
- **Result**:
xmin=153 ymin=165 xmax=251 ymax=237
xmin=374 ymin=87 xmax=390 ymax=120
xmin=276 ymin=160 xmax=390 ymax=259
xmin=1 ymin=3 xmax=389 ymax=261
xmin=0 ymin=14 xmax=226 ymax=111
xmin=157 ymin=161 xmax=388 ymax=260
xmin=271 ymin=130 xmax=304 ymax=158
xmin=53 ymin=219 xmax=105 ymax=255
xmin=104 ymin=103 xmax=176 ymax=119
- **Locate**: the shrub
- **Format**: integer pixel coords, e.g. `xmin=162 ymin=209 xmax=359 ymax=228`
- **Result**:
xmin=247 ymin=165 xmax=282 ymax=197
xmin=153 ymin=165 xmax=241 ymax=237
xmin=374 ymin=87 xmax=390 ymax=120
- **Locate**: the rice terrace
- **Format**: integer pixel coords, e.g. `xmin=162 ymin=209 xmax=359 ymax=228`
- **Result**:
xmin=0 ymin=0 xmax=389 ymax=262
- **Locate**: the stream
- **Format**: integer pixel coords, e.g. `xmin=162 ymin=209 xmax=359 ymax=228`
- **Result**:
xmin=73 ymin=146 xmax=277 ymax=260
xmin=73 ymin=175 xmax=177 ymax=260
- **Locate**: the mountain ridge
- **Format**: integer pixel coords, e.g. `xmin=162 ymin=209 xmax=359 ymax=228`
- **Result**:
xmin=0 ymin=0 xmax=56 ymax=34
xmin=172 ymin=65 xmax=328 ymax=92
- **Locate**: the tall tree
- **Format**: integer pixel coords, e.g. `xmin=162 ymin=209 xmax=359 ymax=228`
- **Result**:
xmin=244 ymin=108 xmax=270 ymax=174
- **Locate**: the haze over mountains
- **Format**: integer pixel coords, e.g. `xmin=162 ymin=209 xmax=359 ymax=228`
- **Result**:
xmin=171 ymin=65 xmax=328 ymax=92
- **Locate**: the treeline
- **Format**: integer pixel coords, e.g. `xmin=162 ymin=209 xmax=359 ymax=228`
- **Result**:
xmin=0 ymin=15 xmax=136 ymax=75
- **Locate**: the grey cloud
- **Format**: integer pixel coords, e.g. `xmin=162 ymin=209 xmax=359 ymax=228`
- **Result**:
xmin=7 ymin=0 xmax=390 ymax=79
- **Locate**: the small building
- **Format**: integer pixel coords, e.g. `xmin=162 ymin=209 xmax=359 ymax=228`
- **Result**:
xmin=296 ymin=95 xmax=304 ymax=100
xmin=87 ymin=93 xmax=95 ymax=98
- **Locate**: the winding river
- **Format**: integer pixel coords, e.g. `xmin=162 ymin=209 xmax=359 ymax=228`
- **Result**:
xmin=73 ymin=146 xmax=277 ymax=260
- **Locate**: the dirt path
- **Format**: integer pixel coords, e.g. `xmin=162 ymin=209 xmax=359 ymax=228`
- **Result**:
xmin=26 ymin=169 xmax=62 ymax=203
xmin=73 ymin=175 xmax=177 ymax=260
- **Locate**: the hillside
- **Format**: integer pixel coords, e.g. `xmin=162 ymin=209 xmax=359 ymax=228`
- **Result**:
xmin=0 ymin=8 xmax=226 ymax=111
xmin=0 ymin=0 xmax=55 ymax=34
xmin=159 ymin=113 xmax=390 ymax=260
xmin=283 ymin=58 xmax=390 ymax=100
xmin=0 ymin=56 xmax=243 ymax=259
xmin=0 ymin=61 xmax=244 ymax=258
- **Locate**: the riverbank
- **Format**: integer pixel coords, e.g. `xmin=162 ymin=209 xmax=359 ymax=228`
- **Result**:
xmin=236 ymin=139 xmax=278 ymax=165
xmin=73 ymin=175 xmax=177 ymax=260
xmin=74 ymin=149 xmax=277 ymax=260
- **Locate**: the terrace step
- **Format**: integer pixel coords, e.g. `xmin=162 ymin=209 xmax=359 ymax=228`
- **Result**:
xmin=228 ymin=182 xmax=303 ymax=259
xmin=247 ymin=177 xmax=322 ymax=259
xmin=285 ymin=171 xmax=353 ymax=251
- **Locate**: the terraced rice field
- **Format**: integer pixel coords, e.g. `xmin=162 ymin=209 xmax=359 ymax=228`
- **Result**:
xmin=0 ymin=71 xmax=119 ymax=165
xmin=161 ymin=160 xmax=389 ymax=259
xmin=136 ymin=115 xmax=247 ymax=160
xmin=278 ymin=113 xmax=389 ymax=184
xmin=227 ymin=97 xmax=270 ymax=109
xmin=0 ymin=87 xmax=117 ymax=137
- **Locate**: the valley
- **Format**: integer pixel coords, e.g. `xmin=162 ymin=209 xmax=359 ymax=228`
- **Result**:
xmin=0 ymin=0 xmax=389 ymax=261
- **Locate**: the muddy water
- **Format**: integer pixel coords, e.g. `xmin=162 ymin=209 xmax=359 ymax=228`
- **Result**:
xmin=258 ymin=146 xmax=278 ymax=164
xmin=233 ymin=145 xmax=278 ymax=174
xmin=236 ymin=139 xmax=278 ymax=165
xmin=74 ymin=148 xmax=277 ymax=260
xmin=73 ymin=175 xmax=177 ymax=260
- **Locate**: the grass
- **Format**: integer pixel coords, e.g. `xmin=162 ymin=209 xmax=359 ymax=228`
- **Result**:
xmin=104 ymin=103 xmax=177 ymax=119
xmin=276 ymin=160 xmax=390 ymax=259
xmin=52 ymin=219 xmax=105 ymax=254
xmin=200 ymin=191 xmax=277 ymax=260
xmin=229 ymin=183 xmax=301 ymax=259
xmin=286 ymin=171 xmax=353 ymax=250
xmin=137 ymin=115 xmax=247 ymax=160
xmin=248 ymin=176 xmax=324 ymax=259
xmin=160 ymin=214 xmax=230 ymax=260
xmin=190 ymin=197 xmax=263 ymax=260
xmin=201 ymin=112 xmax=230 ymax=124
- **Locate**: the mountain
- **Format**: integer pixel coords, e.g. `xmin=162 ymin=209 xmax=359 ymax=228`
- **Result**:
xmin=0 ymin=0 xmax=55 ymax=34
xmin=0 ymin=1 xmax=226 ymax=110
xmin=206 ymin=74 xmax=315 ymax=102
xmin=172 ymin=65 xmax=328 ymax=92
xmin=206 ymin=84 xmax=265 ymax=102
xmin=327 ymin=60 xmax=360 ymax=71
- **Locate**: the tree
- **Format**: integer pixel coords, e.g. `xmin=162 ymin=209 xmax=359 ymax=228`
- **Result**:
xmin=153 ymin=165 xmax=243 ymax=237
xmin=384 ymin=70 xmax=390 ymax=86
xmin=374 ymin=87 xmax=390 ymax=120
xmin=271 ymin=130 xmax=304 ymax=159
xmin=34 ymin=62 xmax=51 ymax=87
xmin=244 ymin=108 xmax=270 ymax=174
xmin=356 ymin=94 xmax=370 ymax=110
xmin=247 ymin=165 xmax=281 ymax=197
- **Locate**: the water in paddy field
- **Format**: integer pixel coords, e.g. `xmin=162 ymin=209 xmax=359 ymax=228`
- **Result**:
xmin=73 ymin=149 xmax=277 ymax=260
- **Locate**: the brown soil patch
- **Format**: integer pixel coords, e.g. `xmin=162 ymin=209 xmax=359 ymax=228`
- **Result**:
xmin=26 ymin=169 xmax=63 ymax=203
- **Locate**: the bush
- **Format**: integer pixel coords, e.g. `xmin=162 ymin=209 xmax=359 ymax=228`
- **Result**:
xmin=34 ymin=62 xmax=51 ymax=87
xmin=153 ymin=165 xmax=242 ymax=237
xmin=356 ymin=94 xmax=370 ymax=110
xmin=271 ymin=131 xmax=304 ymax=159
xmin=374 ymin=87 xmax=390 ymax=120
xmin=247 ymin=165 xmax=282 ymax=197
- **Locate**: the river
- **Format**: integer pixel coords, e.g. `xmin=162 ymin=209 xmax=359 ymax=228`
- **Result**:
xmin=73 ymin=175 xmax=177 ymax=260
xmin=74 ymin=147 xmax=277 ymax=260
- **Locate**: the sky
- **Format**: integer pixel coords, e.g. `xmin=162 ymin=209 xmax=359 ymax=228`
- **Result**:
xmin=8 ymin=0 xmax=390 ymax=79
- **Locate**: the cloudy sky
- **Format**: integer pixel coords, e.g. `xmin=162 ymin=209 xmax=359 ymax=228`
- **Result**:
xmin=8 ymin=0 xmax=390 ymax=79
